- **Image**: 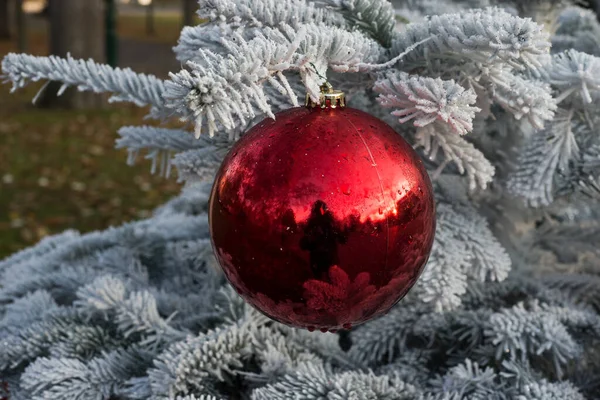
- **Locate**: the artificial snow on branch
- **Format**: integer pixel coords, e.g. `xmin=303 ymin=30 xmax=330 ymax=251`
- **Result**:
xmin=552 ymin=6 xmax=600 ymax=57
xmin=174 ymin=24 xmax=240 ymax=64
xmin=314 ymin=0 xmax=397 ymax=47
xmin=171 ymin=146 xmax=231 ymax=183
xmin=415 ymin=124 xmax=495 ymax=190
xmin=197 ymin=0 xmax=346 ymax=30
xmin=508 ymin=108 xmax=577 ymax=206
xmin=414 ymin=202 xmax=510 ymax=311
xmin=391 ymin=7 xmax=551 ymax=71
xmin=163 ymin=24 xmax=381 ymax=137
xmin=20 ymin=347 xmax=154 ymax=400
xmin=1 ymin=53 xmax=167 ymax=116
xmin=546 ymin=50 xmax=600 ymax=105
xmin=488 ymin=67 xmax=556 ymax=130
xmin=374 ymin=71 xmax=480 ymax=135
xmin=116 ymin=126 xmax=219 ymax=178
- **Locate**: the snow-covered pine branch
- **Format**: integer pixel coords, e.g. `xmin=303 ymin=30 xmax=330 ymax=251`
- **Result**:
xmin=20 ymin=346 xmax=154 ymax=400
xmin=1 ymin=53 xmax=166 ymax=117
xmin=115 ymin=126 xmax=227 ymax=178
xmin=415 ymin=202 xmax=510 ymax=311
xmin=415 ymin=225 xmax=471 ymax=310
xmin=197 ymin=0 xmax=346 ymax=30
xmin=174 ymin=24 xmax=239 ymax=64
xmin=429 ymin=359 xmax=503 ymax=399
xmin=315 ymin=0 xmax=397 ymax=47
xmin=391 ymin=7 xmax=551 ymax=72
xmin=163 ymin=24 xmax=382 ymax=137
xmin=415 ymin=124 xmax=495 ymax=190
xmin=487 ymin=67 xmax=556 ymax=130
xmin=552 ymin=6 xmax=600 ymax=57
xmin=252 ymin=362 xmax=421 ymax=400
xmin=374 ymin=71 xmax=480 ymax=135
xmin=508 ymin=108 xmax=577 ymax=206
xmin=546 ymin=50 xmax=600 ymax=105
xmin=171 ymin=146 xmax=232 ymax=183
xmin=148 ymin=324 xmax=254 ymax=398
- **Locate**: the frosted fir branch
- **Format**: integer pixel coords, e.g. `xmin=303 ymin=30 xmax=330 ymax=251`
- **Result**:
xmin=315 ymin=0 xmax=396 ymax=47
xmin=75 ymin=276 xmax=127 ymax=312
xmin=118 ymin=291 xmax=187 ymax=345
xmin=541 ymin=274 xmax=600 ymax=311
xmin=247 ymin=327 xmax=326 ymax=383
xmin=0 ymin=230 xmax=80 ymax=274
xmin=348 ymin=299 xmax=437 ymax=366
xmin=552 ymin=7 xmax=600 ymax=56
xmin=20 ymin=347 xmax=153 ymax=400
xmin=48 ymin=325 xmax=120 ymax=360
xmin=0 ymin=243 xmax=152 ymax=303
xmin=374 ymin=71 xmax=480 ymax=135
xmin=375 ymin=349 xmax=432 ymax=383
xmin=415 ymin=125 xmax=495 ymax=191
xmin=429 ymin=359 xmax=504 ymax=399
xmin=508 ymin=108 xmax=577 ymax=206
xmin=251 ymin=362 xmax=422 ymax=400
xmin=514 ymin=379 xmax=586 ymax=400
xmin=0 ymin=310 xmax=81 ymax=371
xmin=254 ymin=326 xmax=356 ymax=374
xmin=415 ymin=207 xmax=472 ymax=311
xmin=151 ymin=182 xmax=213 ymax=218
xmin=0 ymin=290 xmax=59 ymax=333
xmin=582 ymin=143 xmax=600 ymax=172
xmin=485 ymin=301 xmax=582 ymax=378
xmin=148 ymin=325 xmax=252 ymax=398
xmin=418 ymin=203 xmax=510 ymax=311
xmin=500 ymin=360 xmax=587 ymax=400
xmin=534 ymin=221 xmax=600 ymax=264
xmin=174 ymin=24 xmax=239 ymax=64
xmin=546 ymin=50 xmax=600 ymax=105
xmin=171 ymin=146 xmax=232 ymax=183
xmin=76 ymin=276 xmax=187 ymax=346
xmin=116 ymin=126 xmax=212 ymax=178
xmin=395 ymin=0 xmax=467 ymax=21
xmin=1 ymin=53 xmax=166 ymax=116
xmin=555 ymin=6 xmax=600 ymax=39
xmin=445 ymin=204 xmax=512 ymax=283
xmin=488 ymin=68 xmax=556 ymax=130
xmin=391 ymin=7 xmax=551 ymax=71
xmin=163 ymin=24 xmax=381 ymax=137
xmin=197 ymin=0 xmax=346 ymax=30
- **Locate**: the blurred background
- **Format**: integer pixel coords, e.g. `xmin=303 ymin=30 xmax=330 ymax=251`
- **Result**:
xmin=0 ymin=0 xmax=200 ymax=259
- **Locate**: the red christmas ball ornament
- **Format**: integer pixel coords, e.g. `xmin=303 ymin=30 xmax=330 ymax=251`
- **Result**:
xmin=209 ymin=84 xmax=435 ymax=331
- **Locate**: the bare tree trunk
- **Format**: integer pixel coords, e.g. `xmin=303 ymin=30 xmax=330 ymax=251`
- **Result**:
xmin=182 ymin=0 xmax=195 ymax=27
xmin=39 ymin=0 xmax=106 ymax=109
xmin=0 ymin=0 xmax=11 ymax=39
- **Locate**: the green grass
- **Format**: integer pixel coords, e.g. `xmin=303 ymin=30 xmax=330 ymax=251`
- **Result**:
xmin=0 ymin=16 xmax=193 ymax=259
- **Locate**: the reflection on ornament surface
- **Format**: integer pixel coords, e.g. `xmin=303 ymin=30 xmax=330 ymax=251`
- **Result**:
xmin=209 ymin=104 xmax=436 ymax=331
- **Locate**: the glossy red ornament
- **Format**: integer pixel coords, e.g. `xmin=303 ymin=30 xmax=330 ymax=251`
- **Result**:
xmin=208 ymin=93 xmax=435 ymax=331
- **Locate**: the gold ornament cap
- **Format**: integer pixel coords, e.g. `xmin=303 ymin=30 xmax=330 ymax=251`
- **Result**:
xmin=305 ymin=82 xmax=346 ymax=109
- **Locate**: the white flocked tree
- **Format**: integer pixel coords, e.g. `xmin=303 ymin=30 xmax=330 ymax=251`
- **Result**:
xmin=2 ymin=0 xmax=600 ymax=399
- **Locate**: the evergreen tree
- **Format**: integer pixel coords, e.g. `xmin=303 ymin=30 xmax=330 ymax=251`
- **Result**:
xmin=2 ymin=1 xmax=600 ymax=399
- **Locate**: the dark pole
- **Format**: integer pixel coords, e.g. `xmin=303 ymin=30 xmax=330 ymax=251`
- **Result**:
xmin=0 ymin=0 xmax=11 ymax=39
xmin=16 ymin=0 xmax=26 ymax=51
xmin=182 ymin=0 xmax=195 ymax=27
xmin=146 ymin=1 xmax=155 ymax=36
xmin=105 ymin=0 xmax=118 ymax=67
